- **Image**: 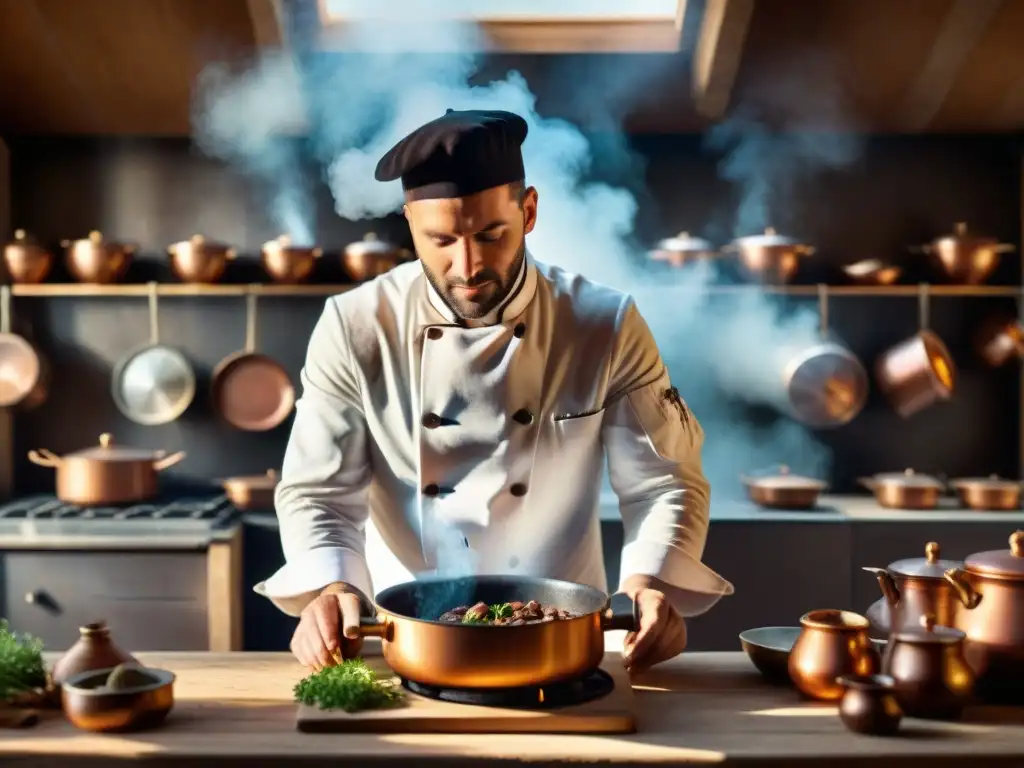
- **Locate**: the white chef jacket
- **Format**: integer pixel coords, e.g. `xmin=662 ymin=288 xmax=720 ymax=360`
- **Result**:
xmin=254 ymin=252 xmax=733 ymax=617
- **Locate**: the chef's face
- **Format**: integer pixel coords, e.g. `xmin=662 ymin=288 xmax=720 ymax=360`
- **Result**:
xmin=405 ymin=182 xmax=538 ymax=319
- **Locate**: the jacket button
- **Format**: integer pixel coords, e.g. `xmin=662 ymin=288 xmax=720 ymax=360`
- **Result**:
xmin=512 ymin=408 xmax=533 ymax=425
xmin=513 ymin=322 xmax=527 ymax=338
xmin=509 ymin=483 xmax=528 ymax=497
xmin=426 ymin=327 xmax=443 ymax=340
xmin=423 ymin=483 xmax=440 ymax=497
xmin=422 ymin=413 xmax=442 ymax=429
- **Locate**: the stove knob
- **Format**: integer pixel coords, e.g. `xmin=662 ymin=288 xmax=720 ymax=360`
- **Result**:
xmin=24 ymin=590 xmax=41 ymax=604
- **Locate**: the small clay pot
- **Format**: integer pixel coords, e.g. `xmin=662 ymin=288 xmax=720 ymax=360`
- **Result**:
xmin=837 ymin=674 xmax=903 ymax=736
xmin=51 ymin=621 xmax=138 ymax=686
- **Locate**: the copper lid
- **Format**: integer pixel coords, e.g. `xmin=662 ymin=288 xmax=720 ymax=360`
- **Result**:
xmin=6 ymin=229 xmax=42 ymax=246
xmin=69 ymin=433 xmax=166 ymax=462
xmin=893 ymin=614 xmax=964 ymax=644
xmin=223 ymin=469 xmax=279 ymax=489
xmin=169 ymin=234 xmax=233 ymax=254
xmin=653 ymin=231 xmax=715 ymax=253
xmin=888 ymin=541 xmax=961 ymax=579
xmin=964 ymin=531 xmax=1024 ymax=580
xmin=344 ymin=232 xmax=406 ymax=258
xmin=742 ymin=465 xmax=827 ymax=490
xmin=732 ymin=227 xmax=807 ymax=248
xmin=950 ymin=474 xmax=1022 ymax=492
xmin=934 ymin=221 xmax=999 ymax=247
xmin=870 ymin=468 xmax=943 ymax=489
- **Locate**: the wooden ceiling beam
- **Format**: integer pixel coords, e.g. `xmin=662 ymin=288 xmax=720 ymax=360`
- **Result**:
xmin=895 ymin=0 xmax=1004 ymax=132
xmin=691 ymin=0 xmax=755 ymax=120
xmin=247 ymin=0 xmax=287 ymax=48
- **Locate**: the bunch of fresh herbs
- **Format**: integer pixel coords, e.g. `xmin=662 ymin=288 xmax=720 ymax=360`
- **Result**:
xmin=293 ymin=658 xmax=404 ymax=713
xmin=0 ymin=620 xmax=46 ymax=701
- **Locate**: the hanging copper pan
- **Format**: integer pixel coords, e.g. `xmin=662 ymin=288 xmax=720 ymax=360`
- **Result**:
xmin=211 ymin=288 xmax=295 ymax=432
xmin=0 ymin=285 xmax=48 ymax=410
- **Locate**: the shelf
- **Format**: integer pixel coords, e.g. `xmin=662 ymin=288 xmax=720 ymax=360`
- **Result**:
xmin=6 ymin=283 xmax=1022 ymax=298
xmin=8 ymin=283 xmax=359 ymax=297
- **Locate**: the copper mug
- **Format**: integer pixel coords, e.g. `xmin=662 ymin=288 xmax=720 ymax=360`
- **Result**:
xmin=789 ymin=609 xmax=880 ymax=701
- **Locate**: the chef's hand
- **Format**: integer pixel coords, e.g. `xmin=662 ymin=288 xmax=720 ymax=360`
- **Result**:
xmin=290 ymin=583 xmax=363 ymax=669
xmin=621 ymin=585 xmax=687 ymax=674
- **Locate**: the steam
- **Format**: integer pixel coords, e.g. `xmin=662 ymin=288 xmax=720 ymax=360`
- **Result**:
xmin=192 ymin=10 xmax=865 ymax=579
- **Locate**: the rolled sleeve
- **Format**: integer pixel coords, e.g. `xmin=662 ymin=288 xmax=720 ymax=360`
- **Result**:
xmin=603 ymin=301 xmax=734 ymax=617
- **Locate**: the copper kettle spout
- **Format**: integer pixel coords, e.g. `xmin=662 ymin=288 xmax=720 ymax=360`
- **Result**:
xmin=863 ymin=567 xmax=900 ymax=609
xmin=943 ymin=568 xmax=982 ymax=610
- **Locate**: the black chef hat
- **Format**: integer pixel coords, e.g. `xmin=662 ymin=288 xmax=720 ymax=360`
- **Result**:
xmin=374 ymin=109 xmax=528 ymax=201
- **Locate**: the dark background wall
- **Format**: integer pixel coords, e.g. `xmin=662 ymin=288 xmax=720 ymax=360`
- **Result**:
xmin=6 ymin=134 xmax=1022 ymax=498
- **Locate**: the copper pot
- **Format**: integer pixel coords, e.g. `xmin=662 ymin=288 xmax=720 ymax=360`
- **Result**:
xmin=168 ymin=235 xmax=236 ymax=284
xmin=62 ymin=231 xmax=135 ymax=284
xmin=842 ymin=259 xmax=902 ymax=286
xmin=648 ymin=231 xmax=716 ymax=267
xmin=260 ymin=235 xmax=321 ymax=284
xmin=943 ymin=531 xmax=1024 ymax=703
xmin=349 ymin=575 xmax=637 ymax=689
xmin=950 ymin=475 xmax=1021 ymax=511
xmin=3 ymin=229 xmax=53 ymax=284
xmin=788 ymin=609 xmax=880 ymax=701
xmin=342 ymin=232 xmax=412 ymax=282
xmin=836 ymin=674 xmax=902 ymax=736
xmin=51 ymin=621 xmax=138 ymax=686
xmin=62 ymin=665 xmax=175 ymax=733
xmin=883 ymin=614 xmax=974 ymax=721
xmin=858 ymin=469 xmax=943 ymax=509
xmin=722 ymin=227 xmax=815 ymax=284
xmin=0 ymin=285 xmax=48 ymax=410
xmin=221 ymin=469 xmax=278 ymax=510
xmin=912 ymin=222 xmax=1014 ymax=285
xmin=864 ymin=541 xmax=963 ymax=634
xmin=740 ymin=465 xmax=827 ymax=509
xmin=975 ymin=316 xmax=1024 ymax=368
xmin=26 ymin=433 xmax=186 ymax=506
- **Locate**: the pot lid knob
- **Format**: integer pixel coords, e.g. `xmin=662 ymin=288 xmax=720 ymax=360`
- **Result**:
xmin=1011 ymin=531 xmax=1023 ymax=558
xmin=765 ymin=226 xmax=776 ymax=235
xmin=88 ymin=230 xmax=103 ymax=242
xmin=904 ymin=468 xmax=915 ymax=476
xmin=364 ymin=232 xmax=378 ymax=242
xmin=954 ymin=222 xmax=968 ymax=235
xmin=919 ymin=613 xmax=936 ymax=634
xmin=266 ymin=469 xmax=277 ymax=479
xmin=925 ymin=541 xmax=940 ymax=563
xmin=14 ymin=229 xmax=26 ymax=240
xmin=190 ymin=234 xmax=205 ymax=243
xmin=778 ymin=465 xmax=790 ymax=475
xmin=98 ymin=433 xmax=113 ymax=448
xmin=278 ymin=234 xmax=291 ymax=246
xmin=678 ymin=231 xmax=690 ymax=238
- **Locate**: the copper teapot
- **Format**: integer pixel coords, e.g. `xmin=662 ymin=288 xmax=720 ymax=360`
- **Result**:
xmin=943 ymin=531 xmax=1024 ymax=703
xmin=864 ymin=541 xmax=963 ymax=633
xmin=884 ymin=614 xmax=974 ymax=721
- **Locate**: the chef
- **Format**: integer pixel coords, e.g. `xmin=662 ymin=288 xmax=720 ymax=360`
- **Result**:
xmin=255 ymin=109 xmax=733 ymax=674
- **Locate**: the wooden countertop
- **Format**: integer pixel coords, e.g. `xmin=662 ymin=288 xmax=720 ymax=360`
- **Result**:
xmin=2 ymin=642 xmax=1024 ymax=767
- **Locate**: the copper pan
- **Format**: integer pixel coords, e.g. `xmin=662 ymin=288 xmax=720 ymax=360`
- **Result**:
xmin=211 ymin=288 xmax=295 ymax=432
xmin=975 ymin=316 xmax=1024 ymax=368
xmin=221 ymin=469 xmax=278 ymax=510
xmin=911 ymin=222 xmax=1014 ymax=285
xmin=721 ymin=227 xmax=815 ymax=284
xmin=261 ymin=235 xmax=322 ymax=284
xmin=648 ymin=231 xmax=716 ymax=267
xmin=3 ymin=229 xmax=54 ymax=284
xmin=876 ymin=285 xmax=955 ymax=418
xmin=341 ymin=575 xmax=638 ymax=690
xmin=0 ymin=285 xmax=48 ymax=410
xmin=342 ymin=232 xmax=412 ymax=282
xmin=168 ymin=235 xmax=236 ymax=284
xmin=62 ymin=231 xmax=135 ymax=284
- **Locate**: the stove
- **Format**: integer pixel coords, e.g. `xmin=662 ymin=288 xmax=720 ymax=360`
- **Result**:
xmin=0 ymin=493 xmax=239 ymax=538
xmin=401 ymin=668 xmax=615 ymax=709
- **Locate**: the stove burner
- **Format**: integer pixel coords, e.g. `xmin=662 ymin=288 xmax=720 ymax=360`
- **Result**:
xmin=401 ymin=668 xmax=614 ymax=709
xmin=0 ymin=494 xmax=237 ymax=527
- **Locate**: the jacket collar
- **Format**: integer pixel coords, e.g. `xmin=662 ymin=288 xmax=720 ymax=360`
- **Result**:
xmin=424 ymin=251 xmax=537 ymax=327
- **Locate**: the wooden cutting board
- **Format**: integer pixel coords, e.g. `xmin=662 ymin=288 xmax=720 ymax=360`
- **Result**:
xmin=296 ymin=657 xmax=635 ymax=734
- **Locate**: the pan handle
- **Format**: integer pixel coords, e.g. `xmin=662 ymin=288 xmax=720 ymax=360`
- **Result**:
xmin=27 ymin=449 xmax=62 ymax=468
xmin=601 ymin=592 xmax=640 ymax=633
xmin=153 ymin=451 xmax=186 ymax=471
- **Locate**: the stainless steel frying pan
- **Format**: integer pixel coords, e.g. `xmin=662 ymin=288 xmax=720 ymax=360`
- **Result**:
xmin=111 ymin=282 xmax=196 ymax=425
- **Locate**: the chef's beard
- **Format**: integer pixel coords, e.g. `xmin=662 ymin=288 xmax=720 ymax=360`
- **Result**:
xmin=424 ymin=241 xmax=526 ymax=322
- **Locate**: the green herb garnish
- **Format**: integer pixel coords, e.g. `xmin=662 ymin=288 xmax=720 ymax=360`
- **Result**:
xmin=0 ymin=620 xmax=46 ymax=701
xmin=488 ymin=603 xmax=513 ymax=620
xmin=293 ymin=658 xmax=404 ymax=713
